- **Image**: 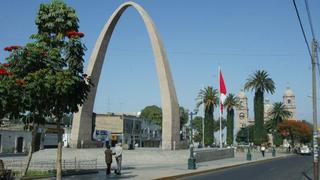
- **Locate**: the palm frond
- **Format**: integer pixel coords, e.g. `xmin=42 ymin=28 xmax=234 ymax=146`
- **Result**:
xmin=224 ymin=93 xmax=239 ymax=111
xmin=195 ymin=86 xmax=219 ymax=110
xmin=269 ymin=102 xmax=292 ymax=125
xmin=244 ymin=70 xmax=275 ymax=94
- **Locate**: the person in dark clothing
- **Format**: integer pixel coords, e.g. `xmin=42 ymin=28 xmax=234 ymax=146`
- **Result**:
xmin=261 ymin=145 xmax=266 ymax=157
xmin=104 ymin=145 xmax=113 ymax=175
xmin=0 ymin=159 xmax=5 ymax=178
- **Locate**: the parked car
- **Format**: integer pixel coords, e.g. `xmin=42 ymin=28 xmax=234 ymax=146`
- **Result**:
xmin=300 ymin=146 xmax=311 ymax=155
xmin=293 ymin=147 xmax=300 ymax=154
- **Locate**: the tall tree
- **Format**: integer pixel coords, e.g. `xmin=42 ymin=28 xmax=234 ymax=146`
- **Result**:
xmin=196 ymin=86 xmax=219 ymax=146
xmin=213 ymin=118 xmax=227 ymax=132
xmin=140 ymin=105 xmax=162 ymax=127
xmin=0 ymin=64 xmax=24 ymax=120
xmin=3 ymin=1 xmax=91 ymax=179
xmin=224 ymin=93 xmax=238 ymax=146
xmin=192 ymin=116 xmax=203 ymax=143
xmin=236 ymin=125 xmax=254 ymax=144
xmin=140 ymin=105 xmax=189 ymax=131
xmin=236 ymin=124 xmax=268 ymax=144
xmin=191 ymin=116 xmax=226 ymax=144
xmin=179 ymin=106 xmax=189 ymax=130
xmin=278 ymin=120 xmax=312 ymax=146
xmin=4 ymin=37 xmax=55 ymax=176
xmin=244 ymin=70 xmax=275 ymax=145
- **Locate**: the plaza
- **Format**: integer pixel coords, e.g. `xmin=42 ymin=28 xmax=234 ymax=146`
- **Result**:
xmin=1 ymin=147 xmax=291 ymax=179
xmin=0 ymin=0 xmax=319 ymax=179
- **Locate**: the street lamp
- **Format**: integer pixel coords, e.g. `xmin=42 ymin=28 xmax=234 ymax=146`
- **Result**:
xmin=188 ymin=109 xmax=198 ymax=170
xmin=269 ymin=129 xmax=277 ymax=157
xmin=242 ymin=123 xmax=251 ymax=161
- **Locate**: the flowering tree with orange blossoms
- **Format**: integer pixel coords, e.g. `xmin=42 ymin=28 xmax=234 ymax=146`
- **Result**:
xmin=277 ymin=120 xmax=312 ymax=146
xmin=0 ymin=60 xmax=24 ymax=120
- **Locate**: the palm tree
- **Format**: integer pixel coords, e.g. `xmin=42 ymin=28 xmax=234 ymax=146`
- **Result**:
xmin=269 ymin=102 xmax=292 ymax=129
xmin=196 ymin=86 xmax=219 ymax=146
xmin=224 ymin=93 xmax=238 ymax=146
xmin=244 ymin=70 xmax=275 ymax=145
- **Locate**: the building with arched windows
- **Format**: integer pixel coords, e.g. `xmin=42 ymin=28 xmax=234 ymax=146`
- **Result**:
xmin=236 ymin=87 xmax=297 ymax=134
xmin=282 ymin=87 xmax=296 ymax=120
xmin=235 ymin=90 xmax=249 ymax=133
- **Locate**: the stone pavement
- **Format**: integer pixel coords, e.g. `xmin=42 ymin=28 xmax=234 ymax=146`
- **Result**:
xmin=1 ymin=147 xmax=292 ymax=179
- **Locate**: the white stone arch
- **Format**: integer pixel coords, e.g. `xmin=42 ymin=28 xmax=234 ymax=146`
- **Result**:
xmin=70 ymin=1 xmax=180 ymax=150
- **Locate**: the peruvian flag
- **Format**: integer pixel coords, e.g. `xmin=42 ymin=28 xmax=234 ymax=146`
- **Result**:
xmin=219 ymin=69 xmax=227 ymax=114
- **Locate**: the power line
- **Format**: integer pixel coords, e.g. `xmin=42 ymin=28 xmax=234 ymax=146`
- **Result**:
xmin=303 ymin=0 xmax=319 ymax=82
xmin=293 ymin=0 xmax=320 ymax=97
xmin=293 ymin=0 xmax=320 ymax=84
xmin=292 ymin=0 xmax=312 ymax=59
xmin=108 ymin=48 xmax=307 ymax=57
xmin=304 ymin=0 xmax=316 ymax=39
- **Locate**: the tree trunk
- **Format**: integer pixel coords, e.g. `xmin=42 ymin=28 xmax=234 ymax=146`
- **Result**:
xmin=56 ymin=116 xmax=63 ymax=180
xmin=22 ymin=121 xmax=37 ymax=176
xmin=226 ymin=108 xmax=234 ymax=145
xmin=254 ymin=90 xmax=264 ymax=145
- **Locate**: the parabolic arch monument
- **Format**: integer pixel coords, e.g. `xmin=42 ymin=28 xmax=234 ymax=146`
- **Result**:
xmin=70 ymin=1 xmax=182 ymax=150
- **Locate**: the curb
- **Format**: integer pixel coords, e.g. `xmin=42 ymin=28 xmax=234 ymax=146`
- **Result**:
xmin=0 ymin=153 xmax=27 ymax=157
xmin=20 ymin=169 xmax=99 ymax=180
xmin=154 ymin=154 xmax=294 ymax=180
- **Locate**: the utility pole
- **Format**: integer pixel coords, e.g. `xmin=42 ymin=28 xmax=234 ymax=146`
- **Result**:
xmin=312 ymin=38 xmax=318 ymax=180
xmin=188 ymin=110 xmax=197 ymax=169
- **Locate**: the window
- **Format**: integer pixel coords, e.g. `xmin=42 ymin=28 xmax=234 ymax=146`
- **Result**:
xmin=287 ymin=99 xmax=291 ymax=104
xmin=239 ymin=112 xmax=245 ymax=120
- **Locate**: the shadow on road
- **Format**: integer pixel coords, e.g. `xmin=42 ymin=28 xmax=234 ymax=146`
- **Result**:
xmin=302 ymin=172 xmax=312 ymax=180
xmin=301 ymin=164 xmax=313 ymax=180
xmin=61 ymin=167 xmax=138 ymax=180
xmin=102 ymin=171 xmax=138 ymax=179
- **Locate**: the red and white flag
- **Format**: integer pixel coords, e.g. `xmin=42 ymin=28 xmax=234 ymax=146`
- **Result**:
xmin=219 ymin=69 xmax=227 ymax=114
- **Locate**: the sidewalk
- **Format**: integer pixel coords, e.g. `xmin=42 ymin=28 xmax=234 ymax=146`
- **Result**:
xmin=2 ymin=148 xmax=293 ymax=179
xmin=152 ymin=152 xmax=292 ymax=180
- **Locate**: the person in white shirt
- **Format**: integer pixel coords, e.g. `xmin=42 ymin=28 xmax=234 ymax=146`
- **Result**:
xmin=114 ymin=143 xmax=123 ymax=175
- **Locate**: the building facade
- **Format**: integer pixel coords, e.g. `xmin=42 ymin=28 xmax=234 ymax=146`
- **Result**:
xmin=235 ymin=87 xmax=297 ymax=135
xmin=264 ymin=99 xmax=273 ymax=122
xmin=0 ymin=129 xmax=32 ymax=154
xmin=94 ymin=113 xmax=161 ymax=148
xmin=235 ymin=90 xmax=249 ymax=133
xmin=283 ymin=87 xmax=296 ymax=119
xmin=0 ymin=119 xmax=66 ymax=152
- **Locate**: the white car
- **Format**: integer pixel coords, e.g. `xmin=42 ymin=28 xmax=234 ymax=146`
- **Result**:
xmin=300 ymin=146 xmax=311 ymax=155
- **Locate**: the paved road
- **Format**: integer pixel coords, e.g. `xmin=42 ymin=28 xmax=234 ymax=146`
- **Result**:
xmin=180 ymin=155 xmax=313 ymax=180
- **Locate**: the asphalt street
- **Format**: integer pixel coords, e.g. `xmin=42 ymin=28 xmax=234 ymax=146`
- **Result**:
xmin=179 ymin=155 xmax=313 ymax=180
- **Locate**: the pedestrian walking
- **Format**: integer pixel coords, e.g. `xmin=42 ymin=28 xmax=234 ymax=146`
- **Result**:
xmin=114 ymin=143 xmax=123 ymax=175
xmin=288 ymin=145 xmax=291 ymax=152
xmin=261 ymin=145 xmax=266 ymax=157
xmin=104 ymin=145 xmax=113 ymax=175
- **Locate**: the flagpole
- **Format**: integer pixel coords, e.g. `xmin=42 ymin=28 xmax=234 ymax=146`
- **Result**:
xmin=218 ymin=66 xmax=222 ymax=148
xmin=202 ymin=85 xmax=205 ymax=147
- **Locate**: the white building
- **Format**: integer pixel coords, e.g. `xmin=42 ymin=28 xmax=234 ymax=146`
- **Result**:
xmin=235 ymin=87 xmax=297 ymax=134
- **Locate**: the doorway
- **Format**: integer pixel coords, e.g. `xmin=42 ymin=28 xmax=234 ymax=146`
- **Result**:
xmin=16 ymin=137 xmax=23 ymax=153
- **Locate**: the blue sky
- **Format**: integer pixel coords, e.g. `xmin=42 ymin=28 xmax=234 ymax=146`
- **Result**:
xmin=0 ymin=0 xmax=319 ymax=123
